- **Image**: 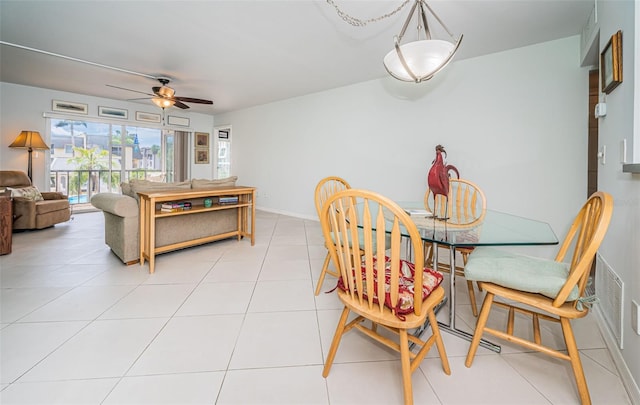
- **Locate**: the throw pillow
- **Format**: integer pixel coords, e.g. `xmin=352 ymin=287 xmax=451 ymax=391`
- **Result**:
xmin=191 ymin=176 xmax=238 ymax=189
xmin=9 ymin=186 xmax=44 ymax=201
xmin=120 ymin=182 xmax=133 ymax=198
xmin=337 ymin=255 xmax=443 ymax=320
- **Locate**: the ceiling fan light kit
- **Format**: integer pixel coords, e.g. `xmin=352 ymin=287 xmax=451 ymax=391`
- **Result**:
xmin=152 ymin=96 xmax=175 ymax=108
xmin=108 ymin=77 xmax=213 ymax=110
xmin=383 ymin=0 xmax=462 ymax=83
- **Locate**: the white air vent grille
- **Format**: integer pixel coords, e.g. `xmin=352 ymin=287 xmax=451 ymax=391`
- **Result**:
xmin=595 ymin=253 xmax=624 ymax=349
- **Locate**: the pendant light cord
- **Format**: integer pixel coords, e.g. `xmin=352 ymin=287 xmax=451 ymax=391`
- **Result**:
xmin=326 ymin=0 xmax=410 ymax=26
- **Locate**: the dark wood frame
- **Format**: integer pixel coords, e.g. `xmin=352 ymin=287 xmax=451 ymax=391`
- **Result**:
xmin=600 ymin=30 xmax=622 ymax=94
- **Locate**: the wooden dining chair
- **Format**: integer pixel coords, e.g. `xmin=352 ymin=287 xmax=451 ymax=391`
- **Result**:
xmin=314 ymin=176 xmax=352 ymax=295
xmin=424 ymin=178 xmax=486 ymax=316
xmin=464 ymin=191 xmax=613 ymax=405
xmin=320 ymin=189 xmax=450 ymax=405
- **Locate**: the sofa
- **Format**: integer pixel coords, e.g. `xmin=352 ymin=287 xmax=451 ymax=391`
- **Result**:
xmin=0 ymin=170 xmax=71 ymax=230
xmin=91 ymin=176 xmax=239 ymax=264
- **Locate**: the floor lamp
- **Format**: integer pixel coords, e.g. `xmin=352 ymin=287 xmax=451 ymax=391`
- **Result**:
xmin=9 ymin=131 xmax=50 ymax=182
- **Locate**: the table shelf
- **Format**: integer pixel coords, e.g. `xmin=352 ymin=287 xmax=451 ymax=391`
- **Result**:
xmin=138 ymin=186 xmax=256 ymax=273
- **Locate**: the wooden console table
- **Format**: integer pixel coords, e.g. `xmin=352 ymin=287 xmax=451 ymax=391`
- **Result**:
xmin=138 ymin=186 xmax=256 ymax=273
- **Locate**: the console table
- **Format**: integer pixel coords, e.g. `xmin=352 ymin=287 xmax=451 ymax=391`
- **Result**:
xmin=138 ymin=186 xmax=256 ymax=273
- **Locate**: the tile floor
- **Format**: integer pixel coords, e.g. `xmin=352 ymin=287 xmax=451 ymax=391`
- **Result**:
xmin=0 ymin=210 xmax=632 ymax=404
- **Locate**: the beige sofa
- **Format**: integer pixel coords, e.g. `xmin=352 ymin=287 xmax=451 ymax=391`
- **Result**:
xmin=0 ymin=170 xmax=71 ymax=230
xmin=91 ymin=176 xmax=239 ymax=264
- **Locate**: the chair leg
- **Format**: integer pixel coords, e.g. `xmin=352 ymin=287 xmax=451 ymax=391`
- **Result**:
xmin=315 ymin=251 xmax=332 ymax=296
xmin=428 ymin=308 xmax=451 ymax=375
xmin=465 ymin=291 xmax=495 ymax=367
xmin=323 ymin=307 xmax=350 ymax=378
xmin=561 ymin=317 xmax=591 ymax=405
xmin=461 ymin=251 xmax=479 ymax=317
xmin=466 ymin=280 xmax=478 ymax=317
xmin=423 ymin=243 xmax=434 ymax=267
xmin=399 ymin=329 xmax=414 ymax=405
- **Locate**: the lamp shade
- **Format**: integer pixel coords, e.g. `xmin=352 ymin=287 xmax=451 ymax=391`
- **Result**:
xmin=9 ymin=131 xmax=49 ymax=150
xmin=384 ymin=39 xmax=459 ymax=82
xmin=152 ymin=97 xmax=175 ymax=108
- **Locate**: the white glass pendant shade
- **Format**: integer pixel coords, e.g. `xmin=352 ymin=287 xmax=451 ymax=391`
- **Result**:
xmin=384 ymin=39 xmax=458 ymax=82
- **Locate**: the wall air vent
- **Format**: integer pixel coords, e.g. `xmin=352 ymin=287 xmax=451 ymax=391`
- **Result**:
xmin=595 ymin=253 xmax=624 ymax=349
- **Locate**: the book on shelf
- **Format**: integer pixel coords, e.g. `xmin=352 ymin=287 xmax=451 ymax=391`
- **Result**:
xmin=161 ymin=207 xmax=183 ymax=212
xmin=160 ymin=201 xmax=191 ymax=212
xmin=219 ymin=196 xmax=239 ymax=205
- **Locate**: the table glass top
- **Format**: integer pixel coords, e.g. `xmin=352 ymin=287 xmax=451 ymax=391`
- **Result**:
xmin=394 ymin=202 xmax=559 ymax=247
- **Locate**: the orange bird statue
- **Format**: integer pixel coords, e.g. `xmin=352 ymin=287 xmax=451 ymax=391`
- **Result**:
xmin=427 ymin=144 xmax=459 ymax=219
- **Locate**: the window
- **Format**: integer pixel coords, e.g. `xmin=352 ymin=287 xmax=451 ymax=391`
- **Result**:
xmin=48 ymin=118 xmax=179 ymax=203
xmin=215 ymin=127 xmax=231 ymax=179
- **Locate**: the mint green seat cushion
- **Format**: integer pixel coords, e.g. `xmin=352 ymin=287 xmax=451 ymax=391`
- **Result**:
xmin=464 ymin=247 xmax=579 ymax=301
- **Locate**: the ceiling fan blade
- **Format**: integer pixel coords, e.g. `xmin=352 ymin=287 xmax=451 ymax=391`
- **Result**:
xmin=173 ymin=100 xmax=190 ymax=109
xmin=174 ymin=96 xmax=213 ymax=105
xmin=107 ymin=84 xmax=154 ymax=97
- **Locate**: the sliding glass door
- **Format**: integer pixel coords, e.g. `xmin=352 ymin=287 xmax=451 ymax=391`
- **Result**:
xmin=48 ymin=118 xmax=179 ymax=204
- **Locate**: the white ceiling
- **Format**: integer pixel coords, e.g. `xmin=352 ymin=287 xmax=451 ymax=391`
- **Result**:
xmin=0 ymin=0 xmax=594 ymax=115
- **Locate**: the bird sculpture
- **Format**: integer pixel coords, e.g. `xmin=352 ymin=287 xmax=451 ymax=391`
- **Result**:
xmin=427 ymin=144 xmax=459 ymax=219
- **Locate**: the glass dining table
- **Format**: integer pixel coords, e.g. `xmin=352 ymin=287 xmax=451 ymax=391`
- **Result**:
xmin=396 ymin=202 xmax=560 ymax=352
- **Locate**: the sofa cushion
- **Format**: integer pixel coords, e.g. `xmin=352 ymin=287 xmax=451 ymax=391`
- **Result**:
xmin=9 ymin=186 xmax=44 ymax=201
xmin=35 ymin=199 xmax=70 ymax=215
xmin=0 ymin=171 xmax=31 ymax=188
xmin=121 ymin=182 xmax=133 ymax=198
xmin=129 ymin=180 xmax=191 ymax=201
xmin=191 ymin=176 xmax=238 ymax=189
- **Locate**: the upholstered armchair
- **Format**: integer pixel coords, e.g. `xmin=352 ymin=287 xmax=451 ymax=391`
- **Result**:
xmin=0 ymin=171 xmax=71 ymax=230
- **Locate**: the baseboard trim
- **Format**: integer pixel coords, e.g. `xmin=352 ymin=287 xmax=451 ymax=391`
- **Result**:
xmin=255 ymin=206 xmax=317 ymax=221
xmin=593 ymin=305 xmax=640 ymax=404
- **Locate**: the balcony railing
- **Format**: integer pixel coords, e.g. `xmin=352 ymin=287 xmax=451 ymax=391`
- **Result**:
xmin=50 ymin=169 xmax=167 ymax=205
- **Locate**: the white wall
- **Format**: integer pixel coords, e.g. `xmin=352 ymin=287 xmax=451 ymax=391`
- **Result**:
xmin=216 ymin=36 xmax=587 ymax=236
xmin=0 ymin=83 xmax=215 ymax=189
xmin=596 ymin=1 xmax=640 ymax=401
xmin=215 ymin=34 xmax=639 ymax=399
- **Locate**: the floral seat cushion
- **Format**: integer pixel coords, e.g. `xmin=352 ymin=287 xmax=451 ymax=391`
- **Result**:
xmin=337 ymin=256 xmax=443 ymax=319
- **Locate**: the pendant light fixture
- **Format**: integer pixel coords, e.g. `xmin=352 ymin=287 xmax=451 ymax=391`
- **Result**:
xmin=383 ymin=0 xmax=462 ymax=83
xmin=326 ymin=0 xmax=462 ymax=83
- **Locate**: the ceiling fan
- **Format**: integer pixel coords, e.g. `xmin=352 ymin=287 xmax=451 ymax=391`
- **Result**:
xmin=107 ymin=77 xmax=213 ymax=110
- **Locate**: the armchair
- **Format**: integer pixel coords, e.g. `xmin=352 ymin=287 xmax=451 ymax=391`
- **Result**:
xmin=0 ymin=171 xmax=71 ymax=230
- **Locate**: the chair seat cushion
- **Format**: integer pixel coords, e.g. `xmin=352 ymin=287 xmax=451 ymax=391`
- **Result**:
xmin=338 ymin=256 xmax=443 ymax=319
xmin=35 ymin=199 xmax=70 ymax=215
xmin=464 ymin=247 xmax=579 ymax=301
